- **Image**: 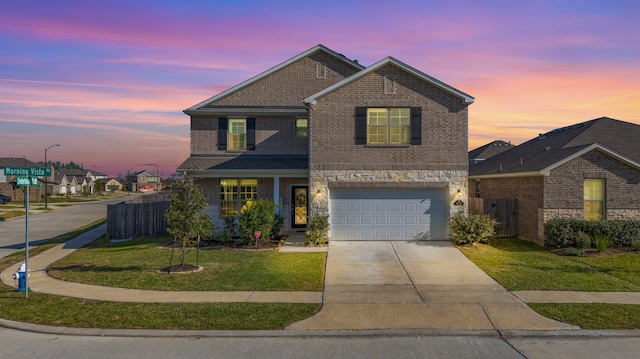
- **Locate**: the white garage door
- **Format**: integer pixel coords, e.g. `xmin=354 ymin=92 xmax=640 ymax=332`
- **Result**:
xmin=329 ymin=188 xmax=448 ymax=241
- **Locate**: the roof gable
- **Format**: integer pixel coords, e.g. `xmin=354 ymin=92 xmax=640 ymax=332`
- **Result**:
xmin=469 ymin=117 xmax=640 ymax=178
xmin=185 ymin=44 xmax=364 ymax=111
xmin=304 ymin=57 xmax=474 ymax=104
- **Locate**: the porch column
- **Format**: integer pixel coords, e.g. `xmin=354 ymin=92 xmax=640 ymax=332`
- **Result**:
xmin=273 ymin=176 xmax=280 ymax=214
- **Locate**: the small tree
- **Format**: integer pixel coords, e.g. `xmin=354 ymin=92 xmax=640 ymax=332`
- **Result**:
xmin=165 ymin=175 xmax=212 ymax=268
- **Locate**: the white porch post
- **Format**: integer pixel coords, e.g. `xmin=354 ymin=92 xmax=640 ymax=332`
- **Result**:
xmin=273 ymin=176 xmax=280 ymax=214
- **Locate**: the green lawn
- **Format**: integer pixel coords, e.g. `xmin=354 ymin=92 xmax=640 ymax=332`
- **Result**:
xmin=47 ymin=235 xmax=325 ymax=291
xmin=459 ymin=238 xmax=640 ymax=329
xmin=458 ymin=238 xmax=640 ymax=292
xmin=0 ymin=225 xmax=324 ymax=330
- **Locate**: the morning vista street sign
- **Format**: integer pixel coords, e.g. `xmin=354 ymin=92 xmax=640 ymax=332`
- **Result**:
xmin=4 ymin=166 xmax=51 ymax=177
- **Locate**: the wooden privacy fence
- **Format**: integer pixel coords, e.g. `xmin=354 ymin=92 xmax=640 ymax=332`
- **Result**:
xmin=468 ymin=197 xmax=518 ymax=237
xmin=107 ymin=192 xmax=171 ymax=239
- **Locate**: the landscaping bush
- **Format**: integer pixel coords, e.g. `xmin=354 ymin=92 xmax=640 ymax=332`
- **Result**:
xmin=575 ymin=231 xmax=592 ymax=250
xmin=593 ymin=233 xmax=612 ymax=252
xmin=449 ymin=212 xmax=497 ymax=245
xmin=544 ymin=219 xmax=640 ymax=248
xmin=632 ymin=239 xmax=640 ymax=251
xmin=305 ymin=215 xmax=330 ymax=246
xmin=238 ymin=199 xmax=281 ymax=245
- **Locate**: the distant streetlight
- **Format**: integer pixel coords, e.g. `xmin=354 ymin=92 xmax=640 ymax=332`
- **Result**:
xmin=126 ymin=168 xmax=134 ymax=192
xmin=44 ymin=144 xmax=60 ymax=209
xmin=143 ymin=163 xmax=159 ymax=192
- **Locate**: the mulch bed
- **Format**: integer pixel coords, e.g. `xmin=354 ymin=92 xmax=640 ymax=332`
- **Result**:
xmin=553 ymin=246 xmax=639 ymax=257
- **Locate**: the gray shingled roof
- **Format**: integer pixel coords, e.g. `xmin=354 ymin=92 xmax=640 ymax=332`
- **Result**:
xmin=178 ymin=155 xmax=308 ymax=171
xmin=469 ymin=117 xmax=640 ymax=177
xmin=468 ymin=140 xmax=514 ymax=163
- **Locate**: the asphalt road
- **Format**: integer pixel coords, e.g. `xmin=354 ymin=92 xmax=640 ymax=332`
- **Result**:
xmin=1 ymin=327 xmax=639 ymax=359
xmin=0 ymin=196 xmax=134 ymax=258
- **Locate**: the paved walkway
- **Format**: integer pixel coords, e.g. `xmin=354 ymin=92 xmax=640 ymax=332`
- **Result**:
xmin=1 ymin=226 xmax=638 ymax=331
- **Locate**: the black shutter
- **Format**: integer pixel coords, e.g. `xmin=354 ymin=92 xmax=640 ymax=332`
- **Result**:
xmin=410 ymin=107 xmax=422 ymax=145
xmin=355 ymin=107 xmax=367 ymax=145
xmin=218 ymin=117 xmax=228 ymax=150
xmin=246 ymin=118 xmax=256 ymax=150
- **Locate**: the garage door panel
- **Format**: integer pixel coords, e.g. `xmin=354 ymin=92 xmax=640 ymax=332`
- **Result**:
xmin=330 ymin=188 xmax=448 ymax=241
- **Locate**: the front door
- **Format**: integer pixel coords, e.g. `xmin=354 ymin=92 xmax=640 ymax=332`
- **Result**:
xmin=291 ymin=186 xmax=308 ymax=228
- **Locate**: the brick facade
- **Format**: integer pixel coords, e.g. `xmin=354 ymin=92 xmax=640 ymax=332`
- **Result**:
xmin=309 ymin=63 xmax=470 ymax=218
xmin=181 ymin=46 xmax=472 ymax=236
xmin=471 ymin=176 xmax=544 ymax=244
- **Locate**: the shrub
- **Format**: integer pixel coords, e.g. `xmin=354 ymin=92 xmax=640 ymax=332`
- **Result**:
xmin=632 ymin=239 xmax=640 ymax=251
xmin=575 ymin=231 xmax=592 ymax=249
xmin=593 ymin=233 xmax=612 ymax=252
xmin=305 ymin=215 xmax=330 ymax=246
xmin=449 ymin=212 xmax=497 ymax=245
xmin=238 ymin=199 xmax=280 ymax=245
xmin=544 ymin=219 xmax=640 ymax=248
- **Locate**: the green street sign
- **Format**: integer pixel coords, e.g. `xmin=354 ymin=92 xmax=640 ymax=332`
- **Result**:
xmin=17 ymin=176 xmax=39 ymax=187
xmin=3 ymin=166 xmax=51 ymax=177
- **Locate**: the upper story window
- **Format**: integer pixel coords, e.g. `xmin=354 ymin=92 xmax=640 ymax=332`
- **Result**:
xmin=367 ymin=108 xmax=410 ymax=144
xmin=296 ymin=119 xmax=308 ymax=138
xmin=228 ymin=119 xmax=247 ymax=150
xmin=584 ymin=178 xmax=605 ymax=220
xmin=218 ymin=118 xmax=256 ymax=151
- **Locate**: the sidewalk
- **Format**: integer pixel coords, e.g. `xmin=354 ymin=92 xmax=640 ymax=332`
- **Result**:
xmin=1 ymin=226 xmax=638 ymax=329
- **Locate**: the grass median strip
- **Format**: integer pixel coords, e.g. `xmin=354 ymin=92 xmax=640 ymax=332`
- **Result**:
xmin=459 ymin=238 xmax=640 ymax=329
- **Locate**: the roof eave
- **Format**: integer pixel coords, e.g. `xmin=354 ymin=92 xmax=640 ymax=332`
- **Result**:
xmin=186 ymin=45 xmax=364 ymax=111
xmin=305 ymin=57 xmax=474 ymax=105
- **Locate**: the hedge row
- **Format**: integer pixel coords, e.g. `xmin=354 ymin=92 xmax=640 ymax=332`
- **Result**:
xmin=544 ymin=218 xmax=640 ymax=248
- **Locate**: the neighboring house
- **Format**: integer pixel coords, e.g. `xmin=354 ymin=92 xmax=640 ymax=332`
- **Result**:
xmin=52 ymin=168 xmax=97 ymax=195
xmin=469 ymin=117 xmax=640 ymax=245
xmin=128 ymin=170 xmax=161 ymax=192
xmin=468 ymin=140 xmax=514 ymax=165
xmin=99 ymin=178 xmax=123 ymax=192
xmin=178 ymin=44 xmax=474 ymax=241
xmin=0 ymin=157 xmax=44 ymax=202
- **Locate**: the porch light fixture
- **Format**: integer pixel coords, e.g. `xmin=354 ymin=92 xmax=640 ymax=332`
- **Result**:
xmin=456 ymin=189 xmax=462 ymax=197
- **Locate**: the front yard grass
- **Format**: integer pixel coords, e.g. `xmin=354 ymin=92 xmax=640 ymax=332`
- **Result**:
xmin=47 ymin=235 xmax=325 ymax=291
xmin=0 ymin=227 xmax=324 ymax=330
xmin=458 ymin=238 xmax=640 ymax=292
xmin=459 ymin=238 xmax=640 ymax=329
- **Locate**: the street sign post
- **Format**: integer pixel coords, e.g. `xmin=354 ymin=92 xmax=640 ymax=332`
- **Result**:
xmin=3 ymin=166 xmax=51 ymax=298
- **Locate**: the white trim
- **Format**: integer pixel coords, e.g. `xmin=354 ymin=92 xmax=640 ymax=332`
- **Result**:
xmin=540 ymin=143 xmax=640 ymax=175
xmin=469 ymin=143 xmax=640 ymax=179
xmin=304 ymin=57 xmax=474 ymax=105
xmin=185 ymin=45 xmax=364 ymax=111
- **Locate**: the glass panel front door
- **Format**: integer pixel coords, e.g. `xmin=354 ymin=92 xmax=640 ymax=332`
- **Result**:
xmin=292 ymin=186 xmax=308 ymax=228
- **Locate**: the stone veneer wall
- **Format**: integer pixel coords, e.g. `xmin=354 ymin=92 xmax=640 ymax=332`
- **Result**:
xmin=310 ymin=169 xmax=468 ymax=220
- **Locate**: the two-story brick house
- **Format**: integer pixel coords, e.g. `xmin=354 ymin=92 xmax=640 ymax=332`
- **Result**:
xmin=179 ymin=45 xmax=473 ymax=240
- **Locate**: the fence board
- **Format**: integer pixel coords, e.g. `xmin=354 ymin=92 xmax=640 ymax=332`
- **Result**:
xmin=469 ymin=197 xmax=518 ymax=237
xmin=107 ymin=192 xmax=170 ymax=239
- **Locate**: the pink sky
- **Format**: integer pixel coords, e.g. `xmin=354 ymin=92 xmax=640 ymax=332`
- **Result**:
xmin=1 ymin=0 xmax=638 ymax=177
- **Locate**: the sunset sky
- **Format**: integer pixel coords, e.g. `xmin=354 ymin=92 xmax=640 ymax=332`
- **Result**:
xmin=1 ymin=0 xmax=638 ymax=178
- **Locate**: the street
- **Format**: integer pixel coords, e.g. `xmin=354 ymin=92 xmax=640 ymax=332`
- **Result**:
xmin=0 ymin=196 xmax=133 ymax=258
xmin=0 ymin=326 xmax=639 ymax=359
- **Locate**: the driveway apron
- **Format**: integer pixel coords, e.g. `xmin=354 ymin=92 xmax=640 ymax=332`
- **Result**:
xmin=288 ymin=241 xmax=578 ymax=331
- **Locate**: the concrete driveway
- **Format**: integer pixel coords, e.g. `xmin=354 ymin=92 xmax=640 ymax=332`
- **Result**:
xmin=288 ymin=241 xmax=578 ymax=331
